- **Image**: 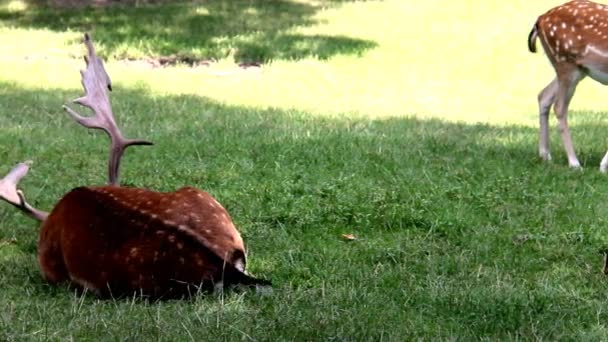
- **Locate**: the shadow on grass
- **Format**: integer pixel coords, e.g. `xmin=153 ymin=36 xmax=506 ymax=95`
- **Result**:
xmin=0 ymin=0 xmax=378 ymax=63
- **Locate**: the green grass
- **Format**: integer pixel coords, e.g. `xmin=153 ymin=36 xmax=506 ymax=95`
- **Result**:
xmin=4 ymin=0 xmax=608 ymax=340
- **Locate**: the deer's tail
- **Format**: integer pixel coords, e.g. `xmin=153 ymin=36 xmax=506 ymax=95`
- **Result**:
xmin=225 ymin=267 xmax=272 ymax=287
xmin=528 ymin=22 xmax=539 ymax=53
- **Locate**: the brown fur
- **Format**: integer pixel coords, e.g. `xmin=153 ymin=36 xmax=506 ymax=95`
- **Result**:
xmin=38 ymin=186 xmax=268 ymax=298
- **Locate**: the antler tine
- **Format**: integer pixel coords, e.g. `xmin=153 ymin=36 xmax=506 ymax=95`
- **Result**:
xmin=0 ymin=162 xmax=48 ymax=221
xmin=63 ymin=33 xmax=152 ymax=186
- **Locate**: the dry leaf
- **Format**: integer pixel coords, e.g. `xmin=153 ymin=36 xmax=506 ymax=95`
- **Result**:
xmin=341 ymin=234 xmax=356 ymax=241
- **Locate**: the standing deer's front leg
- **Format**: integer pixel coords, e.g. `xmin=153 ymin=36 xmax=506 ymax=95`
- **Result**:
xmin=554 ymin=66 xmax=585 ymax=169
xmin=600 ymin=150 xmax=608 ymax=173
xmin=538 ymin=78 xmax=558 ymax=161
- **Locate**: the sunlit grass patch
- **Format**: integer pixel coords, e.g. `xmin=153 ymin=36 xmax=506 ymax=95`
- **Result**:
xmin=2 ymin=0 xmax=27 ymax=12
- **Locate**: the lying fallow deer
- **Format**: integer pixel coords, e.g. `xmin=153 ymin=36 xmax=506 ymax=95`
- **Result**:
xmin=0 ymin=33 xmax=270 ymax=298
xmin=529 ymin=0 xmax=608 ymax=171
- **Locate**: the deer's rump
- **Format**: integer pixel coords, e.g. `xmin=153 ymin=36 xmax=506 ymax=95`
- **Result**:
xmin=37 ymin=186 xmax=251 ymax=298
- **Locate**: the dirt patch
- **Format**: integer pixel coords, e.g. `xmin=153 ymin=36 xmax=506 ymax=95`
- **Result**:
xmin=126 ymin=56 xmax=213 ymax=68
xmin=120 ymin=56 xmax=261 ymax=69
xmin=28 ymin=0 xmax=188 ymax=8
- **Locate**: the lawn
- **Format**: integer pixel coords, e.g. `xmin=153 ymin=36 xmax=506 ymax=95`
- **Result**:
xmin=3 ymin=0 xmax=608 ymax=340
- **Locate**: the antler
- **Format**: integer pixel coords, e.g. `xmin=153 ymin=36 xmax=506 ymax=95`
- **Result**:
xmin=63 ymin=33 xmax=152 ymax=186
xmin=0 ymin=162 xmax=48 ymax=221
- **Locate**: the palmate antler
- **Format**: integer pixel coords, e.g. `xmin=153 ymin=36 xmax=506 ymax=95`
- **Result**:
xmin=0 ymin=162 xmax=48 ymax=221
xmin=63 ymin=33 xmax=152 ymax=185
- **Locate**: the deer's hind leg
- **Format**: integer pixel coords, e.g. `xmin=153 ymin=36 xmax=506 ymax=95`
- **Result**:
xmin=553 ymin=64 xmax=585 ymax=169
xmin=538 ymin=78 xmax=558 ymax=161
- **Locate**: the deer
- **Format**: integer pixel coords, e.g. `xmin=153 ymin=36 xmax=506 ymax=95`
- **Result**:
xmin=529 ymin=0 xmax=608 ymax=172
xmin=0 ymin=33 xmax=270 ymax=299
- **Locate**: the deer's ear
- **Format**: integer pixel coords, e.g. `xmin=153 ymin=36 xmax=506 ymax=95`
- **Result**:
xmin=63 ymin=33 xmax=152 ymax=186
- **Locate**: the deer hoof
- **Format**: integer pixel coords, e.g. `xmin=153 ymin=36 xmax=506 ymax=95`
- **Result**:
xmin=539 ymin=151 xmax=552 ymax=161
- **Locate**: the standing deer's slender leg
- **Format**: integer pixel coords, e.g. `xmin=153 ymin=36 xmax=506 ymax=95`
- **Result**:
xmin=554 ymin=65 xmax=585 ymax=169
xmin=600 ymin=151 xmax=608 ymax=173
xmin=538 ymin=78 xmax=558 ymax=161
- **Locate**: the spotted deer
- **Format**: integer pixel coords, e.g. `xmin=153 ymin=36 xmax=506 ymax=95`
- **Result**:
xmin=529 ymin=0 xmax=608 ymax=171
xmin=0 ymin=34 xmax=270 ymax=298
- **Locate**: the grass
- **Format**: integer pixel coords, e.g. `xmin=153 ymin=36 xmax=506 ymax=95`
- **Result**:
xmin=4 ymin=0 xmax=608 ymax=340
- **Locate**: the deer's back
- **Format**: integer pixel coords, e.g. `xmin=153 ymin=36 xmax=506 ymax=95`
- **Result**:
xmin=39 ymin=186 xmax=246 ymax=298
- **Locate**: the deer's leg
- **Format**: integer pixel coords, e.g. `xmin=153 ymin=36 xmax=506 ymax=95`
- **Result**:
xmin=599 ymin=151 xmax=608 ymax=173
xmin=554 ymin=65 xmax=584 ymax=169
xmin=538 ymin=78 xmax=558 ymax=161
xmin=577 ymin=56 xmax=608 ymax=172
